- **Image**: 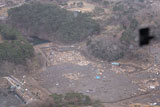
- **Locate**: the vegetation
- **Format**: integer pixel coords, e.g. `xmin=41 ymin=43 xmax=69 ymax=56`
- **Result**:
xmin=51 ymin=92 xmax=104 ymax=107
xmin=120 ymin=16 xmax=138 ymax=44
xmin=87 ymin=39 xmax=126 ymax=62
xmin=103 ymin=1 xmax=110 ymax=7
xmin=0 ymin=25 xmax=20 ymax=40
xmin=113 ymin=3 xmax=124 ymax=12
xmin=86 ymin=1 xmax=139 ymax=61
xmin=8 ymin=2 xmax=100 ymax=44
xmin=0 ymin=24 xmax=34 ymax=64
xmin=112 ymin=2 xmax=138 ymax=44
xmin=129 ymin=18 xmax=138 ymax=31
xmin=93 ymin=7 xmax=105 ymax=16
xmin=91 ymin=0 xmax=102 ymax=3
xmin=139 ymin=0 xmax=144 ymax=2
xmin=77 ymin=2 xmax=84 ymax=8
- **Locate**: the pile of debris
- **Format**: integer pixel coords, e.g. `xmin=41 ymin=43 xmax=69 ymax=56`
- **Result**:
xmin=130 ymin=103 xmax=160 ymax=107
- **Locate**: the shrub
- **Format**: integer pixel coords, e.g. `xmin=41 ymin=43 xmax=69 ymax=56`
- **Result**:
xmin=113 ymin=3 xmax=124 ymax=11
xmin=87 ymin=39 xmax=126 ymax=62
xmin=77 ymin=2 xmax=83 ymax=8
xmin=139 ymin=0 xmax=144 ymax=2
xmin=129 ymin=18 xmax=138 ymax=30
xmin=120 ymin=17 xmax=138 ymax=43
xmin=64 ymin=92 xmax=92 ymax=106
xmin=52 ymin=93 xmax=64 ymax=106
xmin=51 ymin=92 xmax=104 ymax=107
xmin=93 ymin=7 xmax=105 ymax=15
xmin=0 ymin=24 xmax=21 ymax=40
xmin=103 ymin=1 xmax=110 ymax=7
xmin=91 ymin=0 xmax=102 ymax=3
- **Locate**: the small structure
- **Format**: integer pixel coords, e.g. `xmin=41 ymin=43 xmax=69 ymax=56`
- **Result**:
xmin=111 ymin=62 xmax=120 ymax=66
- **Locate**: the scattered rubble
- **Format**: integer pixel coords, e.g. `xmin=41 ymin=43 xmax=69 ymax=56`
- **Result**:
xmin=147 ymin=64 xmax=160 ymax=74
xmin=35 ymin=43 xmax=106 ymax=77
xmin=33 ymin=42 xmax=160 ymax=107
xmin=63 ymin=73 xmax=84 ymax=80
xmin=111 ymin=64 xmax=137 ymax=74
xmin=133 ymin=78 xmax=159 ymax=92
xmin=64 ymin=0 xmax=95 ymax=13
xmin=48 ymin=51 xmax=90 ymax=66
xmin=129 ymin=103 xmax=160 ymax=107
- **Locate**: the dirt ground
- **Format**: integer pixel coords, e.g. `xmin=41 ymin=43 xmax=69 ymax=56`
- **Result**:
xmin=31 ymin=42 xmax=160 ymax=107
xmin=1 ymin=43 xmax=160 ymax=107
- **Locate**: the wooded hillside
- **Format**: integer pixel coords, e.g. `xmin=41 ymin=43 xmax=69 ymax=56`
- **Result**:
xmin=8 ymin=2 xmax=100 ymax=44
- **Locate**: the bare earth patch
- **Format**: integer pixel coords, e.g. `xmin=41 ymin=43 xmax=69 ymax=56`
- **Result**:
xmin=65 ymin=0 xmax=95 ymax=13
xmin=32 ymin=42 xmax=160 ymax=107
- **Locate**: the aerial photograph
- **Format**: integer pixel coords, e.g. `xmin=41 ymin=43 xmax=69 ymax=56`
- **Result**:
xmin=0 ymin=0 xmax=160 ymax=107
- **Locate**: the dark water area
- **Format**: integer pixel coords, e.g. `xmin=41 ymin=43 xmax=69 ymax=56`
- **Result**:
xmin=28 ymin=36 xmax=50 ymax=45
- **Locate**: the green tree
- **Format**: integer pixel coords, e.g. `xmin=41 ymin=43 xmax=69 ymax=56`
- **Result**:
xmin=51 ymin=92 xmax=104 ymax=107
xmin=8 ymin=2 xmax=100 ymax=44
xmin=0 ymin=24 xmax=34 ymax=64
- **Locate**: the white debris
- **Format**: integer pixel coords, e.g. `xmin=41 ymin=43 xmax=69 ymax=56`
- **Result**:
xmin=149 ymin=85 xmax=156 ymax=89
xmin=56 ymin=83 xmax=59 ymax=86
xmin=150 ymin=102 xmax=157 ymax=105
xmin=86 ymin=90 xmax=90 ymax=93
